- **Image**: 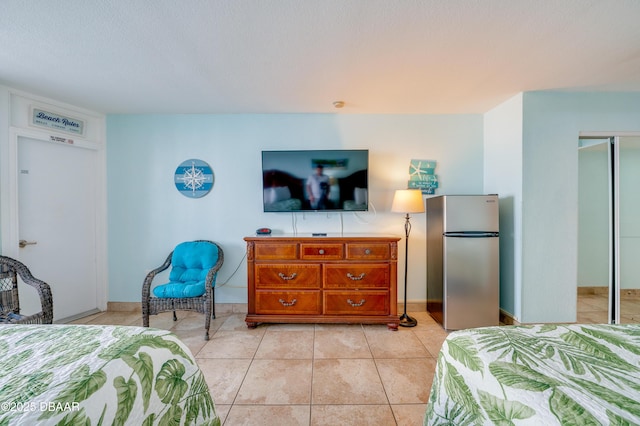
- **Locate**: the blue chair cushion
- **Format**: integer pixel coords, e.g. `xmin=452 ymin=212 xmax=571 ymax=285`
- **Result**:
xmin=153 ymin=281 xmax=206 ymax=298
xmin=152 ymin=241 xmax=219 ymax=299
xmin=0 ymin=311 xmax=25 ymax=323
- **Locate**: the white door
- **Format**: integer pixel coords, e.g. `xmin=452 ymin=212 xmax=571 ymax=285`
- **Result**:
xmin=578 ymin=135 xmax=640 ymax=325
xmin=616 ymin=136 xmax=640 ymax=324
xmin=17 ymin=136 xmax=98 ymax=321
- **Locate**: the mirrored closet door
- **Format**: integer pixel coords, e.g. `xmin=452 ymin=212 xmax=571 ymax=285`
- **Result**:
xmin=578 ymin=136 xmax=640 ymax=324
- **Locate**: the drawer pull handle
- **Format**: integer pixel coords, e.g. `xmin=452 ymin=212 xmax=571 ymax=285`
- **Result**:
xmin=365 ymin=249 xmax=371 ymax=255
xmin=318 ymin=249 xmax=325 ymax=255
xmin=278 ymin=272 xmax=297 ymax=281
xmin=347 ymin=272 xmax=366 ymax=281
xmin=347 ymin=298 xmax=366 ymax=307
xmin=278 ymin=298 xmax=297 ymax=307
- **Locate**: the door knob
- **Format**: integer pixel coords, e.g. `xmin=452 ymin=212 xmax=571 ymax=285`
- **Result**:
xmin=19 ymin=239 xmax=37 ymax=248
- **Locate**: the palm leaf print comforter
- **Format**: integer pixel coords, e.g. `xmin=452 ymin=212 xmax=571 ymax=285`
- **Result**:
xmin=424 ymin=324 xmax=640 ymax=425
xmin=0 ymin=324 xmax=220 ymax=425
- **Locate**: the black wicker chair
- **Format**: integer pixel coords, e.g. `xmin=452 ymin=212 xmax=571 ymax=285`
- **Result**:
xmin=0 ymin=255 xmax=53 ymax=324
xmin=142 ymin=240 xmax=224 ymax=340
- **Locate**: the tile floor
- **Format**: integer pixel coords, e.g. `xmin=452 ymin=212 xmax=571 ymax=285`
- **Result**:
xmin=68 ymin=292 xmax=640 ymax=425
xmin=71 ymin=310 xmax=448 ymax=426
xmin=577 ymin=291 xmax=640 ymax=324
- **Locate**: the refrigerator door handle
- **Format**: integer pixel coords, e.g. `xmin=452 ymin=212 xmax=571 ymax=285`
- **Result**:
xmin=443 ymin=232 xmax=499 ymax=238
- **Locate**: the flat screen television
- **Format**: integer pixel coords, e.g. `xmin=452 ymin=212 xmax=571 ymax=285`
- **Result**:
xmin=262 ymin=149 xmax=369 ymax=212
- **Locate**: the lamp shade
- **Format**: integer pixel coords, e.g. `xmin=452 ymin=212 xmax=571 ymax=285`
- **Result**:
xmin=391 ymin=189 xmax=425 ymax=213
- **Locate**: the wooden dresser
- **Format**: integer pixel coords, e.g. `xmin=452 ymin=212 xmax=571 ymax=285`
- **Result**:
xmin=244 ymin=234 xmax=400 ymax=330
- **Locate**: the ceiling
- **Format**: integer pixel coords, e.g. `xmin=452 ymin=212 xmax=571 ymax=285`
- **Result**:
xmin=2 ymin=0 xmax=640 ymax=115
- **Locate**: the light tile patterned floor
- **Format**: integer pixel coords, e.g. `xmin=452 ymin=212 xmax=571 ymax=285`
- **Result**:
xmin=72 ymin=310 xmax=447 ymax=426
xmin=70 ymin=292 xmax=640 ymax=425
xmin=577 ymin=292 xmax=640 ymax=324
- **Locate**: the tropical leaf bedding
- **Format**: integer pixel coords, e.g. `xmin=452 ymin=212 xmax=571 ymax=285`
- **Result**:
xmin=424 ymin=324 xmax=640 ymax=426
xmin=0 ymin=324 xmax=220 ymax=425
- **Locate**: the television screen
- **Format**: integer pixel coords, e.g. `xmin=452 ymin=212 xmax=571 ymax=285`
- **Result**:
xmin=262 ymin=149 xmax=369 ymax=212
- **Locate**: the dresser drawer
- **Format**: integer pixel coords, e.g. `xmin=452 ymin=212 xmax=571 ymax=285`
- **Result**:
xmin=324 ymin=264 xmax=390 ymax=289
xmin=346 ymin=243 xmax=390 ymax=260
xmin=255 ymin=290 xmax=322 ymax=315
xmin=300 ymin=243 xmax=343 ymax=260
xmin=254 ymin=243 xmax=298 ymax=260
xmin=245 ymin=235 xmax=400 ymax=330
xmin=324 ymin=291 xmax=389 ymax=315
xmin=255 ymin=264 xmax=321 ymax=289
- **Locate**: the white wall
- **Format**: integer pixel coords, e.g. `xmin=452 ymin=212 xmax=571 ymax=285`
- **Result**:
xmin=483 ymin=94 xmax=523 ymax=320
xmin=8 ymin=86 xmax=640 ymax=323
xmin=484 ymin=92 xmax=640 ymax=323
xmin=521 ymin=92 xmax=640 ymax=323
xmin=0 ymin=86 xmax=10 ymax=245
xmin=106 ymin=113 xmax=484 ymax=304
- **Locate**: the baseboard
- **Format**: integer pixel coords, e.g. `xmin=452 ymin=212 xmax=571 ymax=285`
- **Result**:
xmin=108 ymin=301 xmax=513 ymax=326
xmin=107 ymin=301 xmax=248 ymax=314
xmin=500 ymin=309 xmax=520 ymax=326
xmin=577 ymin=286 xmax=608 ymax=295
xmin=397 ymin=301 xmax=427 ymax=313
xmin=55 ymin=308 xmax=102 ymax=324
xmin=577 ymin=287 xmax=640 ymax=297
xmin=107 ymin=302 xmax=141 ymax=312
xmin=110 ymin=301 xmax=430 ymax=315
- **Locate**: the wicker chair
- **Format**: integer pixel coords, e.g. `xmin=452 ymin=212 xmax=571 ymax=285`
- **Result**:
xmin=0 ymin=255 xmax=53 ymax=324
xmin=142 ymin=240 xmax=224 ymax=340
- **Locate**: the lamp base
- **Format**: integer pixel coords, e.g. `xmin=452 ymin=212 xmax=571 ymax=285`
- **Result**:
xmin=399 ymin=313 xmax=417 ymax=327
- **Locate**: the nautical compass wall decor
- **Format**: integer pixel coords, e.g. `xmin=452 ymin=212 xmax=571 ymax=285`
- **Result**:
xmin=174 ymin=159 xmax=214 ymax=198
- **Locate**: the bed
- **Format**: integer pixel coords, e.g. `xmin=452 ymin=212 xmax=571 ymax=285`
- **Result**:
xmin=0 ymin=324 xmax=220 ymax=425
xmin=263 ymin=169 xmax=305 ymax=211
xmin=337 ymin=169 xmax=368 ymax=211
xmin=424 ymin=324 xmax=640 ymax=425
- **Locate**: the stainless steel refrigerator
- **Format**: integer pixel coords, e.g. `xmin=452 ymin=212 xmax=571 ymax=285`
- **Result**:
xmin=426 ymin=195 xmax=499 ymax=330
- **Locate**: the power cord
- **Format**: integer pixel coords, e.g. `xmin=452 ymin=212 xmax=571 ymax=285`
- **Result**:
xmin=215 ymin=250 xmax=247 ymax=288
xmin=287 ymin=201 xmax=378 ymax=235
xmin=352 ymin=201 xmax=377 ymax=224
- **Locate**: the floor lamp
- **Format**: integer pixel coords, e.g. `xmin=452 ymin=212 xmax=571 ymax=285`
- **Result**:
xmin=391 ymin=189 xmax=425 ymax=327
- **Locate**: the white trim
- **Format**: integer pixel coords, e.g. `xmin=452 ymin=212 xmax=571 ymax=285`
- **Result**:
xmin=579 ymin=131 xmax=640 ymax=137
xmin=579 ymin=135 xmax=628 ymax=325
xmin=611 ymin=138 xmax=619 ymax=325
xmin=609 ymin=136 xmax=622 ymax=324
xmin=7 ymin=86 xmax=104 ymax=120
xmin=10 ymin=126 xmax=99 ymax=150
xmin=0 ymin=89 xmax=108 ymax=312
xmin=95 ymin=122 xmax=108 ymax=311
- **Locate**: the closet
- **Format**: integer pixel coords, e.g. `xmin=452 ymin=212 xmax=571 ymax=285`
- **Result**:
xmin=578 ymin=136 xmax=640 ymax=324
